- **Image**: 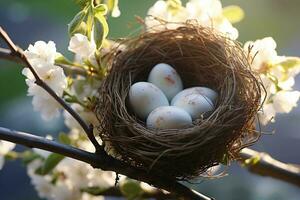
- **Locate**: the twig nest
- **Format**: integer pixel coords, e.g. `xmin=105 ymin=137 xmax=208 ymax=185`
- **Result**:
xmin=96 ymin=24 xmax=262 ymax=179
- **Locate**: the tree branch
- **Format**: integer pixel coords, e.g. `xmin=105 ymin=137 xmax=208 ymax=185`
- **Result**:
xmin=0 ymin=27 xmax=102 ymax=152
xmin=0 ymin=127 xmax=212 ymax=200
xmin=0 ymin=27 xmax=214 ymax=200
xmin=239 ymin=148 xmax=300 ymax=187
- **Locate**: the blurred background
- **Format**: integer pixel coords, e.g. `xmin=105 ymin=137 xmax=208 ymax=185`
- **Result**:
xmin=0 ymin=0 xmax=300 ymax=199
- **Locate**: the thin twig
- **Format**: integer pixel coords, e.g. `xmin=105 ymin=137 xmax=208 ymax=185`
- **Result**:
xmin=0 ymin=127 xmax=212 ymax=200
xmin=0 ymin=27 xmax=102 ymax=152
xmin=56 ymin=63 xmax=88 ymax=76
xmin=0 ymin=47 xmax=88 ymax=76
xmin=240 ymin=148 xmax=300 ymax=187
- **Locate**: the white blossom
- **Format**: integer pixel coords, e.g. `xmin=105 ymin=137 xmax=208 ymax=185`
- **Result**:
xmin=24 ymin=41 xmax=57 ymax=66
xmin=0 ymin=140 xmax=16 ymax=169
xmin=23 ymin=41 xmax=67 ymax=121
xmin=145 ymin=0 xmax=239 ymax=39
xmin=55 ymin=158 xmax=114 ymax=197
xmin=51 ymin=181 xmax=80 ymax=200
xmin=68 ymin=33 xmax=96 ymax=59
xmin=244 ymin=37 xmax=277 ymax=72
xmin=27 ymin=160 xmax=54 ymax=199
xmin=273 ymin=91 xmax=300 ymax=113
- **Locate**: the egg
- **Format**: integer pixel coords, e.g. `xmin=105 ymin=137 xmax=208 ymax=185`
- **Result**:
xmin=171 ymin=87 xmax=218 ymax=105
xmin=148 ymin=63 xmax=183 ymax=100
xmin=171 ymin=93 xmax=214 ymax=120
xmin=129 ymin=82 xmax=169 ymax=119
xmin=146 ymin=106 xmax=192 ymax=129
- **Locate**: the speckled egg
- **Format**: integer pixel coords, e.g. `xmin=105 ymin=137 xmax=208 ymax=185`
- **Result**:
xmin=148 ymin=63 xmax=183 ymax=101
xmin=171 ymin=87 xmax=218 ymax=105
xmin=171 ymin=93 xmax=214 ymax=120
xmin=129 ymin=82 xmax=169 ymax=119
xmin=146 ymin=106 xmax=192 ymax=129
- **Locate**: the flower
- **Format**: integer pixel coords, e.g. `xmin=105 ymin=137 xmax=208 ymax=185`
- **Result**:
xmin=27 ymin=160 xmax=54 ymax=199
xmin=0 ymin=140 xmax=16 ymax=169
xmin=145 ymin=0 xmax=239 ymax=39
xmin=23 ymin=41 xmax=67 ymax=121
xmin=244 ymin=37 xmax=277 ymax=72
xmin=22 ymin=65 xmax=67 ymax=121
xmin=24 ymin=41 xmax=57 ymax=66
xmin=68 ymin=33 xmax=96 ymax=59
xmin=273 ymin=91 xmax=300 ymax=113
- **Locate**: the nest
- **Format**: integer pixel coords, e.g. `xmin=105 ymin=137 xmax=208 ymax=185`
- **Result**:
xmin=96 ymin=24 xmax=262 ymax=179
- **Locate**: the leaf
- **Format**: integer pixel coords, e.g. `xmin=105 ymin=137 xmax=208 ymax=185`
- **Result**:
xmin=107 ymin=0 xmax=120 ymax=17
xmin=22 ymin=151 xmax=42 ymax=165
xmin=35 ymin=153 xmax=64 ymax=175
xmin=244 ymin=155 xmax=260 ymax=166
xmin=58 ymin=133 xmax=71 ymax=145
xmin=4 ymin=151 xmax=19 ymax=160
xmin=68 ymin=10 xmax=86 ymax=36
xmin=94 ymin=4 xmax=108 ymax=15
xmin=277 ymin=57 xmax=300 ymax=70
xmin=93 ymin=13 xmax=109 ymax=49
xmin=107 ymin=0 xmax=116 ymax=11
xmin=120 ymin=180 xmax=143 ymax=200
xmin=55 ymin=53 xmax=74 ymax=65
xmin=220 ymin=153 xmax=230 ymax=165
xmin=223 ymin=5 xmax=245 ymax=24
xmin=74 ymin=0 xmax=90 ymax=8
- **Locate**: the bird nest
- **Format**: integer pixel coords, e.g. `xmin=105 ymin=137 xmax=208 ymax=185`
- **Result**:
xmin=96 ymin=24 xmax=262 ymax=179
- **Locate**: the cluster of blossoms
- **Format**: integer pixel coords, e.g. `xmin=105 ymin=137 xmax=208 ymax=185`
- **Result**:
xmin=243 ymin=38 xmax=300 ymax=125
xmin=28 ymin=138 xmax=115 ymax=200
xmin=23 ymin=41 xmax=67 ymax=121
xmin=145 ymin=0 xmax=239 ymax=39
xmin=1 ymin=0 xmax=300 ymax=200
xmin=0 ymin=140 xmax=15 ymax=169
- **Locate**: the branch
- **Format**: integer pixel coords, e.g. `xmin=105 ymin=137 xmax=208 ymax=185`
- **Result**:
xmin=239 ymin=148 xmax=300 ymax=187
xmin=0 ymin=127 xmax=212 ymax=200
xmin=0 ymin=47 xmax=22 ymax=64
xmin=0 ymin=27 xmax=101 ymax=152
xmin=0 ymin=27 xmax=213 ymax=200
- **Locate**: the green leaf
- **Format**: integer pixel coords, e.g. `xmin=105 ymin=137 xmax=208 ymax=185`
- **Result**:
xmin=74 ymin=0 xmax=90 ymax=8
xmin=107 ymin=0 xmax=116 ymax=11
xmin=55 ymin=53 xmax=74 ymax=66
xmin=68 ymin=10 xmax=86 ymax=36
xmin=244 ymin=155 xmax=260 ymax=166
xmin=277 ymin=57 xmax=300 ymax=70
xmin=120 ymin=180 xmax=143 ymax=200
xmin=93 ymin=13 xmax=109 ymax=49
xmin=107 ymin=0 xmax=120 ymax=17
xmin=35 ymin=153 xmax=64 ymax=175
xmin=223 ymin=5 xmax=245 ymax=24
xmin=4 ymin=151 xmax=19 ymax=160
xmin=81 ymin=186 xmax=108 ymax=195
xmin=22 ymin=151 xmax=42 ymax=165
xmin=58 ymin=133 xmax=71 ymax=145
xmin=220 ymin=153 xmax=230 ymax=165
xmin=93 ymin=4 xmax=108 ymax=15
xmin=86 ymin=7 xmax=94 ymax=39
